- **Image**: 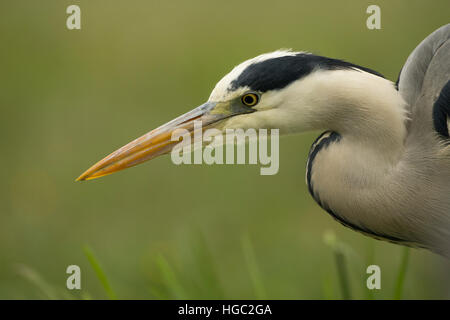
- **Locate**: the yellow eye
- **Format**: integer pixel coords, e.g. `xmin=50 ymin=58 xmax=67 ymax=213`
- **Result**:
xmin=241 ymin=92 xmax=259 ymax=107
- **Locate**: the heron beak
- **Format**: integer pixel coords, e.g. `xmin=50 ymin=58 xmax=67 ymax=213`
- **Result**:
xmin=76 ymin=100 xmax=253 ymax=181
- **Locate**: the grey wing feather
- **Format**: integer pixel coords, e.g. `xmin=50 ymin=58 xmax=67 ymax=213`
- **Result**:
xmin=398 ymin=24 xmax=450 ymax=112
xmin=398 ymin=24 xmax=450 ymax=152
xmin=396 ymin=24 xmax=450 ymax=256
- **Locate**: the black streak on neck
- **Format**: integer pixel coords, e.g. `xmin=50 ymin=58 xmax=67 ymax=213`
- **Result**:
xmin=306 ymin=131 xmax=409 ymax=244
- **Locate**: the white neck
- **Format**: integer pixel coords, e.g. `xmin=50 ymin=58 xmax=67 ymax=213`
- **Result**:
xmin=291 ymin=70 xmax=413 ymax=241
xmin=278 ymin=69 xmax=408 ymax=161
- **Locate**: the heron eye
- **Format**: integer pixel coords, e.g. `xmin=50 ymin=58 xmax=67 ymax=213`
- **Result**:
xmin=241 ymin=92 xmax=259 ymax=107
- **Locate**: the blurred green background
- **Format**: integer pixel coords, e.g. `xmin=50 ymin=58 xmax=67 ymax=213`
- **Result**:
xmin=0 ymin=0 xmax=449 ymax=299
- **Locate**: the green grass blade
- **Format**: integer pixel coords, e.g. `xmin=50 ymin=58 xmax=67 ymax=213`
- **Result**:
xmin=334 ymin=250 xmax=352 ymax=300
xmin=242 ymin=234 xmax=267 ymax=299
xmin=323 ymin=231 xmax=352 ymax=300
xmin=155 ymin=254 xmax=188 ymax=299
xmin=321 ymin=272 xmax=335 ymax=300
xmin=187 ymin=232 xmax=224 ymax=298
xmin=15 ymin=264 xmax=59 ymax=299
xmin=148 ymin=285 xmax=171 ymax=300
xmin=394 ymin=247 xmax=410 ymax=300
xmin=83 ymin=245 xmax=117 ymax=300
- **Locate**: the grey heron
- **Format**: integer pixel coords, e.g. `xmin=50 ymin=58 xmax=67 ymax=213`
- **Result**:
xmin=78 ymin=24 xmax=450 ymax=257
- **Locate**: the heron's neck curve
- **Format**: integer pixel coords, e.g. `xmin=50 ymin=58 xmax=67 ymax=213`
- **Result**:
xmin=296 ymin=70 xmax=407 ymax=180
xmin=283 ymin=69 xmax=408 ymax=164
xmin=302 ymin=69 xmax=412 ymax=241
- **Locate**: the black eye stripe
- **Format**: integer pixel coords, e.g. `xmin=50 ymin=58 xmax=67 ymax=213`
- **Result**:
xmin=230 ymin=53 xmax=384 ymax=93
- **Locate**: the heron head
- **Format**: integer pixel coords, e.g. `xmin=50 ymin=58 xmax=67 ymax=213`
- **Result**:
xmin=77 ymin=50 xmax=383 ymax=181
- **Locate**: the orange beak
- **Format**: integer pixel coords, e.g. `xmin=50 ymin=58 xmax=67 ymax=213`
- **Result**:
xmin=76 ymin=102 xmax=224 ymax=181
